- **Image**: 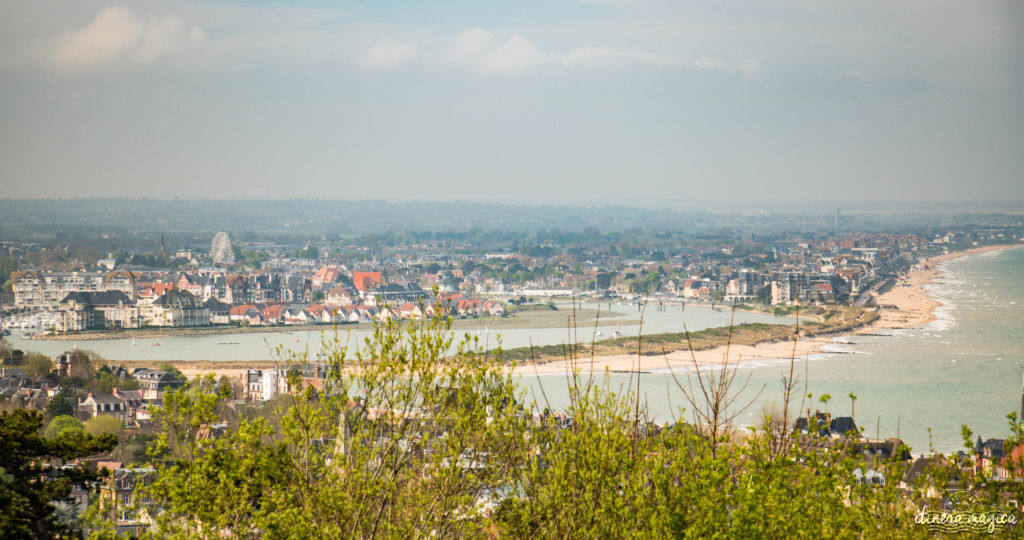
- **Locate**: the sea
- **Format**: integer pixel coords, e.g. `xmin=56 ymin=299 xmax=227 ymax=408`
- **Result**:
xmin=6 ymin=246 xmax=1022 ymax=453
xmin=517 ymin=246 xmax=1024 ymax=454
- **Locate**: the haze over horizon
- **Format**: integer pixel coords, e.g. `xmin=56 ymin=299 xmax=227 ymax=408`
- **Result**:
xmin=2 ymin=1 xmax=1022 ymax=204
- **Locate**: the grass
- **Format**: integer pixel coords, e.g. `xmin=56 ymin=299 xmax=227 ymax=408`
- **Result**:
xmin=502 ymin=305 xmax=878 ymax=364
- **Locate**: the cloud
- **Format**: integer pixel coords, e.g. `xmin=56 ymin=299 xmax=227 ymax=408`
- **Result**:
xmin=45 ymin=7 xmax=206 ymax=71
xmin=693 ymin=57 xmax=761 ymax=76
xmin=358 ymin=41 xmax=418 ymax=69
xmin=445 ymin=30 xmax=680 ymax=74
xmin=443 ymin=29 xmax=494 ymax=65
xmin=559 ymin=46 xmax=682 ymax=68
xmin=477 ymin=34 xmax=545 ymax=74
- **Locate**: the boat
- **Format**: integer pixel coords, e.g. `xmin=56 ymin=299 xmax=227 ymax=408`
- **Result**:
xmin=132 ymin=336 xmax=137 ymax=347
xmin=150 ymin=342 xmax=161 ymax=347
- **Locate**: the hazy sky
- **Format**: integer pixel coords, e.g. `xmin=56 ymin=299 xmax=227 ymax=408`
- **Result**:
xmin=1 ymin=1 xmax=1022 ymax=206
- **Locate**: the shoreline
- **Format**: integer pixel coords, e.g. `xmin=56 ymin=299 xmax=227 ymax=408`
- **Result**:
xmin=511 ymin=243 xmax=1024 ymax=376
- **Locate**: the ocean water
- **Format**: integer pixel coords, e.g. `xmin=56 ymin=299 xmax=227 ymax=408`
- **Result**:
xmin=518 ymin=246 xmax=1024 ymax=454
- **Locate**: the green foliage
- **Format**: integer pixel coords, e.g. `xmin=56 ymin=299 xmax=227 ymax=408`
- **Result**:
xmin=296 ymin=245 xmax=320 ymax=259
xmin=0 ymin=255 xmax=16 ymax=282
xmin=84 ymin=415 xmax=123 ymax=437
xmin=141 ymin=316 xmax=530 ymax=537
xmin=128 ymin=315 xmax=935 ymax=537
xmin=44 ymin=414 xmax=84 ymax=439
xmin=45 ymin=390 xmax=75 ymax=418
xmin=0 ymin=410 xmax=116 ymax=538
xmin=22 ymin=352 xmax=54 ymax=378
xmin=89 ymin=368 xmax=139 ymax=394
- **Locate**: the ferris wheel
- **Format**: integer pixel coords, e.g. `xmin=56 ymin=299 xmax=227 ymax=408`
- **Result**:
xmin=210 ymin=232 xmax=235 ymax=264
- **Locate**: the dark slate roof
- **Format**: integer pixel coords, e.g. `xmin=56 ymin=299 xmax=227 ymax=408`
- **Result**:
xmin=153 ymin=290 xmax=200 ymax=308
xmin=60 ymin=290 xmax=133 ymax=307
xmin=203 ymin=298 xmax=231 ymax=313
xmin=978 ymin=438 xmax=1005 ymax=459
xmin=829 ymin=416 xmax=858 ymax=435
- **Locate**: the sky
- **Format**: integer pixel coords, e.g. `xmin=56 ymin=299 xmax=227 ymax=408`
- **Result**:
xmin=0 ymin=0 xmax=1022 ymax=206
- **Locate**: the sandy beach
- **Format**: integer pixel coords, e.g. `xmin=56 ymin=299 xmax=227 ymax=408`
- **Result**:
xmin=867 ymin=244 xmax=1021 ymax=331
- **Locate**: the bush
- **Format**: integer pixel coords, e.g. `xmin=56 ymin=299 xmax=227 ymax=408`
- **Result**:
xmin=84 ymin=415 xmax=123 ymax=437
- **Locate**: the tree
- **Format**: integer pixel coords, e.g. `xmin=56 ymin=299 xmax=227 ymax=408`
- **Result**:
xmin=157 ymin=363 xmax=187 ymax=382
xmin=84 ymin=415 xmax=123 ymax=437
xmin=755 ymin=285 xmax=772 ymax=306
xmin=133 ymin=315 xmax=925 ymax=538
xmin=0 ymin=410 xmax=116 ymax=538
xmin=43 ymin=414 xmax=84 ymax=439
xmin=23 ymin=353 xmax=54 ymax=378
xmin=142 ymin=315 xmax=531 ymax=538
xmin=45 ymin=390 xmax=75 ymax=418
xmin=819 ymin=393 xmax=832 ymax=415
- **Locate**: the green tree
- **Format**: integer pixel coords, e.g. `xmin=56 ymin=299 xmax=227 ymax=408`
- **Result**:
xmin=157 ymin=363 xmax=187 ymax=382
xmin=45 ymin=390 xmax=75 ymax=418
xmin=43 ymin=414 xmax=84 ymax=439
xmin=131 ymin=315 xmax=927 ymax=538
xmin=23 ymin=352 xmax=54 ymax=378
xmin=0 ymin=410 xmax=116 ymax=538
xmin=755 ymin=285 xmax=772 ymax=306
xmin=141 ymin=315 xmax=531 ymax=537
xmin=84 ymin=415 xmax=123 ymax=437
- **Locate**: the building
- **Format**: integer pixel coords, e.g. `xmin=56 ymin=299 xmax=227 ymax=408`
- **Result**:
xmin=12 ymin=270 xmax=136 ymax=309
xmin=57 ymin=351 xmax=92 ymax=378
xmin=132 ymin=368 xmax=185 ymax=399
xmin=56 ymin=291 xmax=139 ymax=331
xmin=77 ymin=393 xmax=128 ymax=423
xmin=146 ymin=290 xmax=209 ymax=327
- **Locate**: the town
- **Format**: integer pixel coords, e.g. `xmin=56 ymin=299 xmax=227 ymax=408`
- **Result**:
xmin=2 ymin=201 xmax=1023 ymax=536
xmin=3 ymin=205 xmax=1021 ymax=337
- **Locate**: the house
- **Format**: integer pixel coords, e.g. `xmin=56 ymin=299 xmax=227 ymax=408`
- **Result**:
xmin=262 ymin=304 xmax=286 ymax=325
xmin=112 ymin=388 xmax=145 ymax=424
xmin=78 ymin=393 xmax=128 ymax=423
xmin=132 ymin=369 xmax=185 ymax=400
xmin=100 ymin=467 xmax=156 ymax=529
xmin=326 ymin=285 xmax=356 ymax=307
xmin=305 ymin=304 xmax=332 ymax=324
xmin=352 ymin=271 xmax=383 ymax=293
xmin=137 ymin=283 xmax=177 ymax=307
xmin=398 ymin=302 xmax=423 ymax=319
xmin=56 ymin=291 xmax=139 ymax=331
xmin=57 ymin=350 xmax=92 ymax=378
xmin=13 ymin=270 xmax=136 ymax=309
xmin=793 ymin=412 xmax=859 ymax=439
xmin=246 ymin=273 xmax=282 ymax=303
xmin=282 ymin=306 xmax=312 ymax=325
xmin=311 ymin=266 xmax=341 ymax=289
xmin=482 ymin=300 xmax=506 ymax=317
xmin=229 ymin=304 xmax=257 ymax=322
xmin=203 ymin=298 xmax=232 ymax=325
xmin=147 ymin=290 xmax=209 ymax=327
